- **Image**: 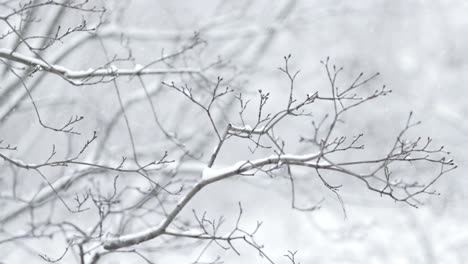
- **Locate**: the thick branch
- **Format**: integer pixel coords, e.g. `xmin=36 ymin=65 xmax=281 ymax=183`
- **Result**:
xmin=102 ymin=151 xmax=322 ymax=250
xmin=0 ymin=48 xmax=200 ymax=79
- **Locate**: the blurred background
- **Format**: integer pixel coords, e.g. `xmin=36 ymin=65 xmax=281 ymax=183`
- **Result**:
xmin=0 ymin=0 xmax=467 ymax=263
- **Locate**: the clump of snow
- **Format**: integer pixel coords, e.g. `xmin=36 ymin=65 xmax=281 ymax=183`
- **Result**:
xmin=201 ymin=161 xmax=252 ymax=181
xmin=108 ymin=65 xmax=118 ymax=73
xmin=52 ymin=64 xmax=67 ymax=72
xmin=134 ymin=64 xmax=144 ymax=71
xmin=202 ymin=167 xmax=218 ymax=180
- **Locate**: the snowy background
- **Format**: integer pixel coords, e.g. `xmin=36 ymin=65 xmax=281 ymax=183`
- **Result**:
xmin=1 ymin=1 xmax=467 ymax=263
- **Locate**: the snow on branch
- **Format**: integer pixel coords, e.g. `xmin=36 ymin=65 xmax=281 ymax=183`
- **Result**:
xmin=0 ymin=48 xmax=201 ymax=81
xmin=102 ymin=151 xmax=322 ymax=250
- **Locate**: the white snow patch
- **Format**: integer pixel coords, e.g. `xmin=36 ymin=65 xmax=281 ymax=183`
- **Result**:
xmin=109 ymin=64 xmax=118 ymax=73
xmin=134 ymin=64 xmax=144 ymax=71
xmin=202 ymin=167 xmax=219 ymax=180
xmin=201 ymin=161 xmax=250 ymax=181
xmin=52 ymin=64 xmax=67 ymax=72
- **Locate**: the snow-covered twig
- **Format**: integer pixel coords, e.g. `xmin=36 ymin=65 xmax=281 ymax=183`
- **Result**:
xmin=0 ymin=48 xmax=201 ymax=80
